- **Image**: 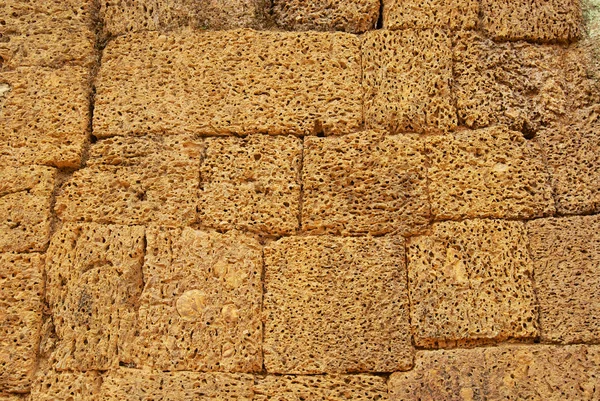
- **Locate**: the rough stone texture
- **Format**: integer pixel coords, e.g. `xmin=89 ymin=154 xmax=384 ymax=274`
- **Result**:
xmin=481 ymin=0 xmax=582 ymax=43
xmin=389 ymin=345 xmax=600 ymax=400
xmin=45 ymin=223 xmax=146 ymax=371
xmin=273 ymin=0 xmax=379 ymax=33
xmin=302 ymin=131 xmax=429 ymax=236
xmin=0 ymin=166 xmax=55 ymax=253
xmin=527 ymin=216 xmax=600 ymax=344
xmin=94 ymin=29 xmax=362 ymax=138
xmin=264 ymin=236 xmax=413 ymax=373
xmin=199 ymin=135 xmax=302 ymax=236
xmin=382 ymin=0 xmax=479 ymax=31
xmin=254 ymin=374 xmax=389 ymax=400
xmin=0 ymin=67 xmax=91 ymax=168
xmin=537 ymin=106 xmax=600 ymax=215
xmin=407 ymin=219 xmax=538 ymax=348
xmin=426 ymin=126 xmax=555 ymax=221
xmin=563 ymin=33 xmax=600 ymax=112
xmin=0 ymin=1 xmax=96 ymax=70
xmin=0 ymin=253 xmax=44 ymax=393
xmin=28 ymin=370 xmax=102 ymax=401
xmin=122 ymin=227 xmax=263 ymax=372
xmin=362 ymin=29 xmax=456 ymax=134
xmin=0 ymin=395 xmax=25 ymax=400
xmin=453 ymin=31 xmax=565 ymax=132
xmin=55 ymin=135 xmax=201 ymax=226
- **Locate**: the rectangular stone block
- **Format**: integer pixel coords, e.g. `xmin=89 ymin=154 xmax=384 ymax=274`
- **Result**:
xmin=389 ymin=345 xmax=600 ymax=401
xmin=382 ymin=0 xmax=479 ymax=30
xmin=199 ymin=135 xmax=302 ymax=236
xmin=563 ymin=38 xmax=600 ymax=112
xmin=45 ymin=223 xmax=146 ymax=370
xmin=302 ymin=131 xmax=429 ymax=236
xmin=264 ymin=236 xmax=413 ymax=373
xmin=0 ymin=67 xmax=91 ymax=168
xmin=0 ymin=253 xmax=44 ymax=393
xmin=55 ymin=135 xmax=201 ymax=226
xmin=29 ymin=371 xmax=101 ymax=401
xmin=527 ymin=215 xmax=600 ymax=344
xmin=121 ymin=227 xmax=263 ymax=372
xmin=407 ymin=219 xmax=538 ymax=348
xmin=481 ymin=0 xmax=582 ymax=43
xmin=0 ymin=166 xmax=55 ymax=253
xmin=362 ymin=29 xmax=456 ymax=134
xmin=427 ymin=126 xmax=555 ymax=220
xmin=273 ymin=0 xmax=379 ymax=33
xmin=94 ymin=29 xmax=362 ymax=138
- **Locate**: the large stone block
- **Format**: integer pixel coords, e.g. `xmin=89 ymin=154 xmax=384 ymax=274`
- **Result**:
xmin=28 ymin=371 xmax=101 ymax=401
xmin=382 ymin=0 xmax=479 ymax=30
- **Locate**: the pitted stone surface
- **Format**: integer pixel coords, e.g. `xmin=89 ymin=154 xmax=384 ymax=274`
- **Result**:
xmin=382 ymin=0 xmax=479 ymax=30
xmin=29 ymin=371 xmax=102 ymax=401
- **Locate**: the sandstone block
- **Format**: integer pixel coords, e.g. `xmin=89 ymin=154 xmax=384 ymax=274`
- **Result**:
xmin=29 ymin=371 xmax=101 ymax=401
xmin=426 ymin=126 xmax=555 ymax=220
xmin=45 ymin=223 xmax=146 ymax=370
xmin=382 ymin=0 xmax=479 ymax=30
xmin=389 ymin=345 xmax=600 ymax=400
xmin=0 ymin=253 xmax=44 ymax=393
xmin=122 ymin=227 xmax=263 ymax=372
xmin=563 ymin=37 xmax=600 ymax=112
xmin=0 ymin=67 xmax=91 ymax=168
xmin=481 ymin=0 xmax=582 ymax=43
xmin=273 ymin=0 xmax=379 ymax=33
xmin=527 ymin=215 xmax=600 ymax=344
xmin=362 ymin=29 xmax=456 ymax=134
xmin=0 ymin=166 xmax=55 ymax=253
xmin=302 ymin=131 xmax=429 ymax=236
xmin=264 ymin=236 xmax=413 ymax=373
xmin=407 ymin=219 xmax=538 ymax=347
xmin=199 ymin=135 xmax=301 ymax=236
xmin=94 ymin=29 xmax=362 ymax=138
xmin=55 ymin=135 xmax=201 ymax=226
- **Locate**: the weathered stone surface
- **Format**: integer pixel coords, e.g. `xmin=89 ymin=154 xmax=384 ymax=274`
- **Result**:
xmin=0 ymin=166 xmax=55 ymax=253
xmin=199 ymin=135 xmax=302 ymax=236
xmin=382 ymin=0 xmax=479 ymax=30
xmin=0 ymin=67 xmax=91 ymax=168
xmin=481 ymin=0 xmax=582 ymax=43
xmin=389 ymin=345 xmax=600 ymax=400
xmin=302 ymin=131 xmax=429 ymax=236
xmin=122 ymin=227 xmax=263 ymax=372
xmin=55 ymin=135 xmax=201 ymax=226
xmin=45 ymin=223 xmax=145 ymax=370
xmin=0 ymin=253 xmax=44 ymax=393
xmin=28 ymin=370 xmax=101 ymax=401
xmin=407 ymin=219 xmax=538 ymax=348
xmin=362 ymin=29 xmax=456 ymax=134
xmin=0 ymin=1 xmax=96 ymax=69
xmin=264 ymin=236 xmax=413 ymax=373
xmin=427 ymin=126 xmax=555 ymax=220
xmin=254 ymin=374 xmax=389 ymax=400
xmin=0 ymin=394 xmax=25 ymax=400
xmin=94 ymin=29 xmax=362 ymax=138
xmin=273 ymin=0 xmax=379 ymax=33
xmin=527 ymin=215 xmax=600 ymax=344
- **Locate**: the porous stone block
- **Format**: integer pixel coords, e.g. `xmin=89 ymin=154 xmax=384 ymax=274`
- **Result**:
xmin=362 ymin=29 xmax=456 ymax=134
xmin=273 ymin=0 xmax=379 ymax=33
xmin=426 ymin=126 xmax=555 ymax=220
xmin=453 ymin=31 xmax=565 ymax=132
xmin=481 ymin=0 xmax=582 ymax=43
xmin=264 ymin=236 xmax=413 ymax=373
xmin=527 ymin=215 xmax=600 ymax=344
xmin=0 ymin=1 xmax=96 ymax=69
xmin=0 ymin=166 xmax=55 ymax=253
xmin=29 ymin=371 xmax=101 ymax=401
xmin=0 ymin=394 xmax=25 ymax=400
xmin=537 ymin=106 xmax=600 ymax=215
xmin=45 ymin=223 xmax=145 ymax=370
xmin=199 ymin=135 xmax=301 ymax=236
xmin=563 ymin=38 xmax=600 ymax=112
xmin=94 ymin=29 xmax=362 ymax=138
xmin=382 ymin=0 xmax=479 ymax=30
xmin=253 ymin=374 xmax=389 ymax=400
xmin=0 ymin=253 xmax=44 ymax=393
xmin=55 ymin=135 xmax=201 ymax=226
xmin=407 ymin=219 xmax=538 ymax=347
xmin=122 ymin=227 xmax=263 ymax=372
xmin=0 ymin=67 xmax=91 ymax=168
xmin=389 ymin=345 xmax=600 ymax=400
xmin=302 ymin=131 xmax=429 ymax=236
